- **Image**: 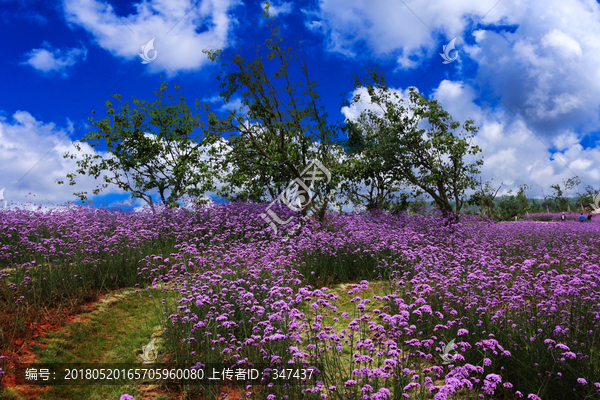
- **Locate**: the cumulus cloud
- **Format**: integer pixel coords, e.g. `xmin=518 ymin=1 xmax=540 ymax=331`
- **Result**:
xmin=468 ymin=2 xmax=600 ymax=136
xmin=62 ymin=0 xmax=242 ymax=75
xmin=205 ymin=95 xmax=249 ymax=114
xmin=308 ymin=0 xmax=600 ymax=135
xmin=0 ymin=110 xmax=105 ymax=207
xmin=262 ymin=1 xmax=293 ymax=17
xmin=0 ymin=110 xmax=233 ymax=210
xmin=431 ymin=80 xmax=600 ymax=196
xmin=340 ymin=86 xmax=414 ymax=120
xmin=309 ymin=0 xmax=600 ymax=193
xmin=340 ymin=79 xmax=600 ymax=197
xmin=302 ymin=0 xmax=491 ymax=65
xmin=21 ymin=42 xmax=87 ymax=76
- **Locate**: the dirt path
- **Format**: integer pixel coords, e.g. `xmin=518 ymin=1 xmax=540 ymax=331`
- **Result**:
xmin=1 ymin=288 xmax=181 ymax=400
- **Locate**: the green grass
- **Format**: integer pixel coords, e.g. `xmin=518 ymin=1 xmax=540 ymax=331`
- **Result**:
xmin=296 ymin=281 xmax=486 ymax=400
xmin=0 ymin=288 xmax=179 ymax=400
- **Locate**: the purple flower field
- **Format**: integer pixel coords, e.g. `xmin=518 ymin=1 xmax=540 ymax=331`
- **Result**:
xmin=523 ymin=212 xmax=598 ymax=222
xmin=1 ymin=203 xmax=600 ymax=399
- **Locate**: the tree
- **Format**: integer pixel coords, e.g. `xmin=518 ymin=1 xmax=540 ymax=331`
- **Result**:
xmin=563 ymin=177 xmax=580 ymax=212
xmin=516 ymin=183 xmax=531 ymax=215
xmin=467 ymin=179 xmax=503 ymax=217
xmin=530 ymin=198 xmax=542 ymax=213
xmin=201 ymin=2 xmax=341 ymax=223
xmin=550 ymin=184 xmax=567 ymax=212
xmin=493 ymin=184 xmax=530 ymax=220
xmin=209 ymin=137 xmax=291 ymax=203
xmin=409 ymin=192 xmax=427 ymax=215
xmin=540 ymin=187 xmax=553 ymax=213
xmin=58 ymin=81 xmax=215 ymax=213
xmin=498 ymin=191 xmax=520 ymax=220
xmin=337 ymin=114 xmax=403 ymax=211
xmin=576 ymin=183 xmax=596 ymax=211
xmin=347 ymin=63 xmax=483 ymax=217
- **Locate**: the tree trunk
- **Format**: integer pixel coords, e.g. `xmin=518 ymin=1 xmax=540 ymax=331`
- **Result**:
xmin=148 ymin=196 xmax=157 ymax=215
xmin=317 ymin=195 xmax=330 ymax=223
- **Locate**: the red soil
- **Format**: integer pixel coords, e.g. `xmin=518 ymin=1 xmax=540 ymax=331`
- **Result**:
xmin=1 ymin=290 xmax=119 ymax=399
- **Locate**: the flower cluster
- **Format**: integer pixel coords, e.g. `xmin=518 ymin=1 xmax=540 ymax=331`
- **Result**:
xmin=1 ymin=202 xmax=600 ymax=399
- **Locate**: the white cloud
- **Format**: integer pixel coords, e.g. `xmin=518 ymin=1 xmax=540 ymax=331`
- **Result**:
xmin=340 ymin=86 xmax=414 ymax=120
xmin=0 ymin=110 xmax=107 ymax=207
xmin=462 ymin=1 xmax=600 ymax=137
xmin=206 ymin=96 xmax=249 ymax=113
xmin=262 ymin=1 xmax=293 ymax=17
xmin=302 ymin=0 xmax=490 ymax=62
xmin=309 ymin=0 xmax=600 ymax=138
xmin=542 ymin=29 xmax=583 ymax=58
xmin=431 ymin=80 xmax=600 ymax=196
xmin=21 ymin=42 xmax=87 ymax=76
xmin=0 ymin=110 xmax=231 ymax=210
xmin=308 ymin=0 xmax=600 ymax=198
xmin=62 ymin=0 xmax=242 ymax=75
xmin=340 ymin=79 xmax=600 ymax=197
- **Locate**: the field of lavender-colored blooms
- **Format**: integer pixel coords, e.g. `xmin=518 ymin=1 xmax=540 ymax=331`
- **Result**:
xmin=1 ymin=203 xmax=599 ymax=400
xmin=523 ymin=212 xmax=598 ymax=222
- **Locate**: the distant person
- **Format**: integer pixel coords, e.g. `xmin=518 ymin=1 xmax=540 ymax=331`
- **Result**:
xmin=561 ymin=212 xmax=566 ymax=222
xmin=588 ymin=213 xmax=593 ymax=223
xmin=580 ymin=213 xmax=586 ymax=222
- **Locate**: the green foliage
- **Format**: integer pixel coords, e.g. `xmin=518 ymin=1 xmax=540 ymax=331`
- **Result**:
xmin=337 ymin=114 xmax=404 ymax=211
xmin=550 ymin=184 xmax=568 ymax=212
xmin=346 ymin=62 xmax=483 ymax=216
xmin=575 ymin=182 xmax=596 ymax=211
xmin=497 ymin=184 xmax=531 ymax=219
xmin=498 ymin=192 xmax=520 ymax=219
xmin=389 ymin=193 xmax=411 ymax=214
xmin=467 ymin=180 xmax=502 ymax=217
xmin=56 ymin=5 xmax=489 ymax=219
xmin=387 ymin=192 xmax=427 ymax=215
xmin=516 ymin=183 xmax=531 ymax=214
xmin=58 ymin=82 xmax=215 ymax=212
xmin=200 ymin=4 xmax=342 ymax=220
xmin=297 ymin=247 xmax=397 ymax=287
xmin=409 ymin=193 xmax=428 ymax=214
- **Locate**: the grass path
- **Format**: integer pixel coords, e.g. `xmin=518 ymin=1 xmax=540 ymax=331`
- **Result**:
xmin=1 ymin=280 xmax=476 ymax=400
xmin=1 ymin=288 xmax=178 ymax=400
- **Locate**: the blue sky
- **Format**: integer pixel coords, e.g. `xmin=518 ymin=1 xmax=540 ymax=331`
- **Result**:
xmin=2 ymin=0 xmax=600 ymax=212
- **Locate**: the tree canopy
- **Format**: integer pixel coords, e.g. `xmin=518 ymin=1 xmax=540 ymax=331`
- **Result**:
xmin=60 ymin=3 xmax=493 ymax=224
xmin=343 ymin=63 xmax=483 ymax=216
xmin=58 ymin=81 xmax=215 ymax=214
xmin=200 ymin=3 xmax=343 ymax=222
